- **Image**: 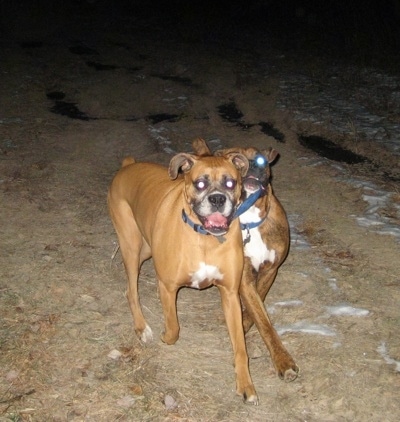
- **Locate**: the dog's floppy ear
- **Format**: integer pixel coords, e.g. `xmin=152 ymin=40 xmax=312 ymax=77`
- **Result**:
xmin=168 ymin=153 xmax=197 ymax=180
xmin=226 ymin=153 xmax=249 ymax=177
xmin=262 ymin=148 xmax=279 ymax=165
xmin=192 ymin=138 xmax=212 ymax=156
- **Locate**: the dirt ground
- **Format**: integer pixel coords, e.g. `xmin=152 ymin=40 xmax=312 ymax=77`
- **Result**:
xmin=1 ymin=3 xmax=400 ymax=421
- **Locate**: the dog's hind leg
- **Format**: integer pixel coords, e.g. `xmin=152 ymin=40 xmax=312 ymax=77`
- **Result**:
xmin=239 ymin=268 xmax=298 ymax=382
xmin=108 ymin=199 xmax=153 ymax=343
xmin=127 ymin=239 xmax=153 ymax=343
xmin=242 ymin=266 xmax=277 ymax=333
xmin=255 ymin=267 xmax=278 ymax=304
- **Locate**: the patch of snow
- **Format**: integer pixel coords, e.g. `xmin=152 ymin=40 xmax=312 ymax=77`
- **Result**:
xmin=298 ymin=152 xmax=400 ymax=243
xmin=326 ymin=305 xmax=370 ymax=317
xmin=278 ymin=67 xmax=400 ymax=243
xmin=268 ymin=300 xmax=303 ymax=314
xmin=288 ymin=214 xmax=311 ymax=250
xmin=377 ymin=342 xmax=400 ymax=372
xmin=274 ymin=299 xmax=303 ymax=307
xmin=327 ymin=277 xmax=339 ymax=291
xmin=344 ymin=178 xmax=400 ymax=243
xmin=148 ymin=125 xmax=175 ymax=154
xmin=276 ymin=321 xmax=336 ymax=336
xmin=277 ymin=67 xmax=400 ymax=155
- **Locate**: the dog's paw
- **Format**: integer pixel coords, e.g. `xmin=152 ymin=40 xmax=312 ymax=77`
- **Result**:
xmin=139 ymin=324 xmax=153 ymax=343
xmin=274 ymin=352 xmax=299 ymax=382
xmin=277 ymin=364 xmax=299 ymax=382
xmin=240 ymin=389 xmax=259 ymax=405
xmin=160 ymin=330 xmax=179 ymax=345
xmin=237 ymin=385 xmax=259 ymax=405
xmin=244 ymin=393 xmax=259 ymax=406
xmin=282 ymin=366 xmax=299 ymax=382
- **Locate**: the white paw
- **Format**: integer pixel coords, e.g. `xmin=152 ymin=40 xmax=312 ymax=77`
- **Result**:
xmin=140 ymin=324 xmax=153 ymax=343
xmin=245 ymin=394 xmax=259 ymax=406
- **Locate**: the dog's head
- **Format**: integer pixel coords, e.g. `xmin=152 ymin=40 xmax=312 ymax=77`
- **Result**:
xmin=169 ymin=151 xmax=248 ymax=235
xmin=215 ymin=147 xmax=278 ymax=198
xmin=191 ymin=138 xmax=278 ymax=199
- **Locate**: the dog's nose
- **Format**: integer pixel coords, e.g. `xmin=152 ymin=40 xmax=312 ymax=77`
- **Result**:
xmin=208 ymin=193 xmax=226 ymax=210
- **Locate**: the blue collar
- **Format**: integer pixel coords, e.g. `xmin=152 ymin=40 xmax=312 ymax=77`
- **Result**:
xmin=181 ymin=209 xmax=210 ymax=235
xmin=237 ymin=188 xmax=267 ymax=231
xmin=240 ymin=216 xmax=266 ymax=231
xmin=233 ymin=187 xmax=265 ymax=219
xmin=181 ymin=209 xmax=227 ymax=243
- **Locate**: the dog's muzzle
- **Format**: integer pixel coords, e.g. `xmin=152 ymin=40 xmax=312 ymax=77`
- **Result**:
xmin=243 ymin=176 xmax=264 ymax=194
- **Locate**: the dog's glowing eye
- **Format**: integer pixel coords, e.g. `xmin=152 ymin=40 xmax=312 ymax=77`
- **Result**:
xmin=255 ymin=155 xmax=267 ymax=167
xmin=195 ymin=179 xmax=208 ymax=191
xmin=225 ymin=179 xmax=236 ymax=190
xmin=249 ymin=154 xmax=268 ymax=170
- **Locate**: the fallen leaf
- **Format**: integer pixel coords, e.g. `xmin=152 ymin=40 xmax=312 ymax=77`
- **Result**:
xmin=129 ymin=384 xmax=143 ymax=395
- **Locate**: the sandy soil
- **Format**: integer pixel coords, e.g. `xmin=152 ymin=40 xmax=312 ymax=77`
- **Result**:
xmin=1 ymin=4 xmax=399 ymax=421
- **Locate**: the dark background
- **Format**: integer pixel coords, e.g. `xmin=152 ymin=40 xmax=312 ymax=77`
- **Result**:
xmin=1 ymin=0 xmax=400 ymax=63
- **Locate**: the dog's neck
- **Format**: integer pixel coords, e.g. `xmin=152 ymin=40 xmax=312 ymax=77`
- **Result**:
xmin=181 ymin=209 xmax=228 ymax=243
xmin=234 ymin=185 xmax=267 ymax=220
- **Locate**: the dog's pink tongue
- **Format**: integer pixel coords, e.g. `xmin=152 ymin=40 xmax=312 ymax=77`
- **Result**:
xmin=206 ymin=213 xmax=228 ymax=228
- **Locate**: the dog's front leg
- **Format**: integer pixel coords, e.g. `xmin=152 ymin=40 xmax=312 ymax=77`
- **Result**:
xmin=108 ymin=197 xmax=153 ymax=343
xmin=158 ymin=280 xmax=180 ymax=345
xmin=218 ymin=286 xmax=258 ymax=405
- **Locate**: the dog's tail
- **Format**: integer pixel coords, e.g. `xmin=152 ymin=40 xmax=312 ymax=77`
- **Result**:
xmin=122 ymin=157 xmax=135 ymax=167
xmin=192 ymin=138 xmax=212 ymax=156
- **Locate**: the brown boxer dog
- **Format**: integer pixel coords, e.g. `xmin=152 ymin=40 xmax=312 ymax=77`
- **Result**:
xmin=192 ymin=138 xmax=299 ymax=382
xmin=108 ymin=151 xmax=259 ymax=404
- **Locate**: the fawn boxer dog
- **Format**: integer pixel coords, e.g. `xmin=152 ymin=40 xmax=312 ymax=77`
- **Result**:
xmin=108 ymin=151 xmax=259 ymax=404
xmin=192 ymin=138 xmax=299 ymax=382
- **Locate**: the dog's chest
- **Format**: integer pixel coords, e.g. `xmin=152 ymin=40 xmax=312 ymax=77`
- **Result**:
xmin=240 ymin=206 xmax=276 ymax=271
xmin=188 ymin=262 xmax=224 ymax=289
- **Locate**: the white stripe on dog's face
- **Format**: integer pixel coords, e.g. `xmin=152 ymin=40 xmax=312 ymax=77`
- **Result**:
xmin=240 ymin=206 xmax=276 ymax=271
xmin=189 ymin=262 xmax=224 ymax=289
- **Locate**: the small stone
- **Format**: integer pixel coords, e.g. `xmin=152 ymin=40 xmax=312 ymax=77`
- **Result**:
xmin=164 ymin=394 xmax=178 ymax=411
xmin=108 ymin=349 xmax=122 ymax=360
xmin=116 ymin=395 xmax=135 ymax=408
xmin=6 ymin=370 xmax=19 ymax=382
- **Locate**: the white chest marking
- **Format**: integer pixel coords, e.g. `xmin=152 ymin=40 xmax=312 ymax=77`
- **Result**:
xmin=189 ymin=262 xmax=224 ymax=289
xmin=240 ymin=206 xmax=276 ymax=271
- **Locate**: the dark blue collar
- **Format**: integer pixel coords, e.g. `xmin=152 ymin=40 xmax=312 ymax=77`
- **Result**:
xmin=240 ymin=216 xmax=266 ymax=231
xmin=233 ymin=187 xmax=265 ymax=220
xmin=181 ymin=210 xmax=227 ymax=243
xmin=181 ymin=209 xmax=210 ymax=235
xmin=237 ymin=188 xmax=267 ymax=231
